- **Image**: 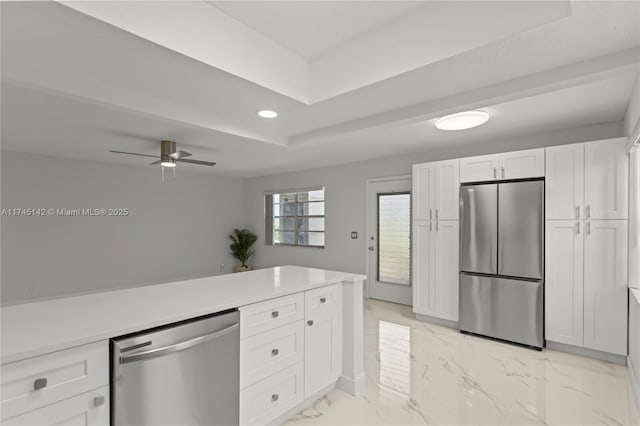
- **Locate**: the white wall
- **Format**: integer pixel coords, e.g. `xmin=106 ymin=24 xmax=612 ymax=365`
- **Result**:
xmin=1 ymin=151 xmax=245 ymax=303
xmin=245 ymin=121 xmax=623 ymax=275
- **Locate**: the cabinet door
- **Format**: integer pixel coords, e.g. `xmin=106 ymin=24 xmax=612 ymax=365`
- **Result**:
xmin=412 ymin=163 xmax=435 ymax=221
xmin=3 ymin=386 xmax=109 ymax=426
xmin=412 ymin=221 xmax=434 ymax=316
xmin=545 ymin=220 xmax=584 ymax=346
xmin=434 ymin=160 xmax=460 ymax=220
xmin=304 ymin=290 xmax=342 ymax=398
xmin=434 ymin=221 xmax=459 ymax=322
xmin=460 ymin=154 xmax=500 ymax=183
xmin=499 ymin=148 xmax=545 ymax=180
xmin=545 ymin=144 xmax=584 ymax=220
xmin=584 ymin=220 xmax=628 ymax=355
xmin=585 ymin=139 xmax=628 ymax=219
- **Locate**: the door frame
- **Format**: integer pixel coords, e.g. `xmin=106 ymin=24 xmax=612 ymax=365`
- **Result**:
xmin=365 ymin=174 xmax=412 ymax=300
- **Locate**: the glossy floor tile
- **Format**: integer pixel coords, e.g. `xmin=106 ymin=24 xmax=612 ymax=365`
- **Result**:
xmin=286 ymin=299 xmax=640 ymax=425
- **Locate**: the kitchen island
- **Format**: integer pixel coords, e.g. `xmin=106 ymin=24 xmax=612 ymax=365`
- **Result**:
xmin=1 ymin=266 xmax=366 ymax=425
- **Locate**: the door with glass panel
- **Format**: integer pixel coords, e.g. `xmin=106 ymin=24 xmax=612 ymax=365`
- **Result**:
xmin=367 ymin=178 xmax=412 ymax=305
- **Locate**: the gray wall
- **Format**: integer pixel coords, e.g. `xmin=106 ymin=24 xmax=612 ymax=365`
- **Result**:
xmin=245 ymin=121 xmax=624 ymax=276
xmin=1 ymin=151 xmax=245 ymax=303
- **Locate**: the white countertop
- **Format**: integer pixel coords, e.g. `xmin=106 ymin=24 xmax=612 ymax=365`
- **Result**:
xmin=0 ymin=266 xmax=365 ymax=364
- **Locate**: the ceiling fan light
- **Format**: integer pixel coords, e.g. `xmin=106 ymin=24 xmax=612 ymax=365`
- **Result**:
xmin=161 ymin=160 xmax=176 ymax=168
xmin=435 ymin=110 xmax=489 ymax=131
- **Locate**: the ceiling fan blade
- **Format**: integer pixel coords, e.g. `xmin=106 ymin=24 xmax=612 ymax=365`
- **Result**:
xmin=175 ymin=158 xmax=217 ymax=166
xmin=149 ymin=160 xmax=162 ymax=165
xmin=169 ymin=150 xmax=192 ymax=159
xmin=110 ymin=150 xmax=161 ymax=159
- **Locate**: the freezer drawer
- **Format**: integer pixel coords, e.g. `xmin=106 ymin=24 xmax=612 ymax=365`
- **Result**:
xmin=498 ymin=180 xmax=544 ymax=280
xmin=459 ymin=274 xmax=543 ymax=348
xmin=460 ymin=184 xmax=498 ymax=274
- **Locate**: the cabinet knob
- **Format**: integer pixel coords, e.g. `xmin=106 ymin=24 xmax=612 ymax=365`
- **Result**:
xmin=271 ymin=311 xmax=279 ymax=318
xmin=33 ymin=378 xmax=47 ymax=390
xmin=271 ymin=394 xmax=279 ymax=402
xmin=320 ymin=297 xmax=326 ymax=303
xmin=271 ymin=348 xmax=279 ymax=356
xmin=94 ymin=396 xmax=105 ymax=407
xmin=307 ymin=320 xmax=314 ymax=326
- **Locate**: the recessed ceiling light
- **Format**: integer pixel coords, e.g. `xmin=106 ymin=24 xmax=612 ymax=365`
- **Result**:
xmin=435 ymin=110 xmax=489 ymax=131
xmin=257 ymin=110 xmax=278 ymax=118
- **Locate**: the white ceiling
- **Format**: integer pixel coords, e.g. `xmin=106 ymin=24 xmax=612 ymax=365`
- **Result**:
xmin=1 ymin=1 xmax=639 ymax=178
xmin=210 ymin=1 xmax=425 ymax=60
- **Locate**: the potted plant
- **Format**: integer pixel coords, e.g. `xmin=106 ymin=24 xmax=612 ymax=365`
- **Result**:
xmin=229 ymin=228 xmax=258 ymax=272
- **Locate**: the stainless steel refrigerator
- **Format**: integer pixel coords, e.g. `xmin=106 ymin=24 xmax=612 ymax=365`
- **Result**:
xmin=459 ymin=180 xmax=544 ymax=349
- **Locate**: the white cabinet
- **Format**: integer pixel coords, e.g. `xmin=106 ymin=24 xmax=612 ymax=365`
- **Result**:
xmin=412 ymin=160 xmax=459 ymax=221
xmin=545 ymin=219 xmax=628 ymax=356
xmin=545 ymin=220 xmax=584 ymax=346
xmin=304 ymin=284 xmax=342 ymax=398
xmin=412 ymin=220 xmax=459 ymax=322
xmin=583 ymin=220 xmax=628 ymax=355
xmin=545 ymin=143 xmax=584 ymax=220
xmin=460 ymin=154 xmax=501 ymax=182
xmin=433 ymin=221 xmax=459 ymax=321
xmin=546 ymin=138 xmax=628 ymax=220
xmin=3 ymin=386 xmax=109 ymax=426
xmin=460 ymin=148 xmax=544 ymax=183
xmin=584 ymin=139 xmax=628 ymax=220
xmin=1 ymin=341 xmax=109 ymax=424
xmin=239 ymin=284 xmax=342 ymax=425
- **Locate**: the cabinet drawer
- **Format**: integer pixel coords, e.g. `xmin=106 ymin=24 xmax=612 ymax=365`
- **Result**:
xmin=240 ymin=293 xmax=304 ymax=338
xmin=1 ymin=341 xmax=108 ymax=420
xmin=240 ymin=321 xmax=304 ymax=389
xmin=305 ymin=283 xmax=341 ymax=319
xmin=3 ymin=385 xmax=109 ymax=426
xmin=240 ymin=362 xmax=304 ymax=425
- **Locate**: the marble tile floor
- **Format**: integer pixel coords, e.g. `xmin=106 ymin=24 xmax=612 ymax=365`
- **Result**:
xmin=286 ymin=299 xmax=640 ymax=425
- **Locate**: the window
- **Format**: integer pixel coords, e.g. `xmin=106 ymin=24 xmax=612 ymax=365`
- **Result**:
xmin=265 ymin=187 xmax=325 ymax=247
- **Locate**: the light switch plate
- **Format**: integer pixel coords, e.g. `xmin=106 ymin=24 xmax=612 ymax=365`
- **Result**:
xmin=351 ymin=232 xmax=358 ymax=239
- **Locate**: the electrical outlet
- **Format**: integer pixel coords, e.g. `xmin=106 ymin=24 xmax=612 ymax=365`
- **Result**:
xmin=219 ymin=263 xmax=225 ymax=270
xmin=351 ymin=232 xmax=358 ymax=239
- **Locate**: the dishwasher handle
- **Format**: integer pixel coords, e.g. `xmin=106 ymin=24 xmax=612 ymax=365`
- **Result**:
xmin=119 ymin=322 xmax=239 ymax=364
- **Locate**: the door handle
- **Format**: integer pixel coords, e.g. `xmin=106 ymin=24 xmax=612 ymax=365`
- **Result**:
xmin=435 ymin=209 xmax=438 ymax=220
xmin=586 ymin=205 xmax=590 ymax=219
xmin=586 ymin=221 xmax=591 ymax=235
xmin=119 ymin=323 xmax=239 ymax=364
xmin=429 ymin=209 xmax=432 ymax=220
xmin=429 ymin=222 xmax=432 ymax=232
xmin=501 ymin=167 xmax=505 ymax=179
xmin=576 ymin=206 xmax=580 ymax=219
xmin=493 ymin=167 xmax=497 ymax=179
xmin=436 ymin=221 xmax=439 ymax=232
xmin=576 ymin=221 xmax=580 ymax=235
xmin=368 ymin=246 xmax=375 ymax=251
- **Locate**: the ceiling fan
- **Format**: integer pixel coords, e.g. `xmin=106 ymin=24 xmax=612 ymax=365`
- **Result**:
xmin=111 ymin=140 xmax=215 ymax=180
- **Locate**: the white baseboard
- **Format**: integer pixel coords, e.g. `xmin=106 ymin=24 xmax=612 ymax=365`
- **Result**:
xmin=628 ymin=356 xmax=640 ymax=413
xmin=546 ymin=341 xmax=627 ymax=365
xmin=415 ymin=313 xmax=459 ymax=329
xmin=336 ymin=372 xmax=366 ymax=395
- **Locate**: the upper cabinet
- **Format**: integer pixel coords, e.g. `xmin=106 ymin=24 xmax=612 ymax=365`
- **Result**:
xmin=460 ymin=149 xmax=544 ymax=183
xmin=545 ymin=138 xmax=628 ymax=220
xmin=584 ymin=139 xmax=628 ymax=220
xmin=412 ymin=160 xmax=460 ymax=221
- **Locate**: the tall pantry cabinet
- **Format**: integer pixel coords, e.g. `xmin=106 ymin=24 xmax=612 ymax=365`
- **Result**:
xmin=545 ymin=138 xmax=628 ymax=355
xmin=412 ymin=160 xmax=460 ymax=322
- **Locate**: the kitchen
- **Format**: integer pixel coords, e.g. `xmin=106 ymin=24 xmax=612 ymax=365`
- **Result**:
xmin=1 ymin=1 xmax=640 ymax=425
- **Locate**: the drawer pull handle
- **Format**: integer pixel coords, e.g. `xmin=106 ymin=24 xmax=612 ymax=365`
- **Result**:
xmin=94 ymin=396 xmax=105 ymax=407
xmin=307 ymin=320 xmax=314 ymax=326
xmin=271 ymin=348 xmax=279 ymax=356
xmin=271 ymin=311 xmax=279 ymax=318
xmin=320 ymin=297 xmax=326 ymax=303
xmin=33 ymin=378 xmax=47 ymax=390
xmin=271 ymin=394 xmax=279 ymax=402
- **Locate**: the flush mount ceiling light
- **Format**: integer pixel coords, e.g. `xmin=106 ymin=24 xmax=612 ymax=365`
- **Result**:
xmin=435 ymin=110 xmax=490 ymax=131
xmin=257 ymin=110 xmax=278 ymax=118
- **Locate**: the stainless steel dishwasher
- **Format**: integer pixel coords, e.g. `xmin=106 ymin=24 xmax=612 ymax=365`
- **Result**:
xmin=111 ymin=309 xmax=239 ymax=426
